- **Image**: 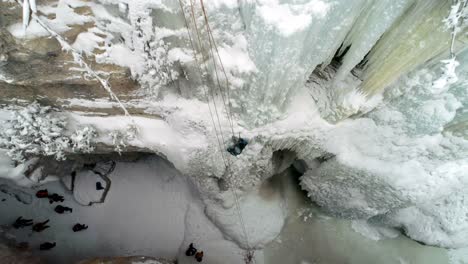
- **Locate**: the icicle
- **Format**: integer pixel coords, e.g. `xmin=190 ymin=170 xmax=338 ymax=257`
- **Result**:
xmin=22 ymin=0 xmax=30 ymax=33
xmin=334 ymin=0 xmax=413 ymax=82
xmin=30 ymin=0 xmax=37 ymax=13
xmin=360 ymin=0 xmax=454 ymax=95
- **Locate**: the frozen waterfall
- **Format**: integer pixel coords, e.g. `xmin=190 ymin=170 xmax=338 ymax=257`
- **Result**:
xmin=0 ymin=0 xmax=468 ymax=263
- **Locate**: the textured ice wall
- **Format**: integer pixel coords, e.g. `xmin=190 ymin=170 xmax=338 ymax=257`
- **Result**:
xmin=301 ymin=50 xmax=468 ymax=248
xmin=204 ymin=0 xmax=458 ymax=125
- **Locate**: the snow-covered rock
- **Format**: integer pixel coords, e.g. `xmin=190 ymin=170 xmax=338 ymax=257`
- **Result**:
xmin=301 ymin=55 xmax=468 ymax=248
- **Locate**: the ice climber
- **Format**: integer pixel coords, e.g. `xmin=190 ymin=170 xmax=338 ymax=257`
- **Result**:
xmin=185 ymin=243 xmax=197 ymax=256
xmin=96 ymin=182 xmax=105 ymax=190
xmin=12 ymin=216 xmax=33 ymax=229
xmin=48 ymin=193 xmax=64 ymax=204
xmin=32 ymin=219 xmax=50 ymax=232
xmin=35 ymin=189 xmax=49 ymax=198
xmin=72 ymin=223 xmax=88 ymax=232
xmin=39 ymin=242 xmax=56 ymax=250
xmin=54 ymin=205 xmax=72 ymax=214
xmin=227 ymin=136 xmax=248 ymax=156
xmin=195 ymin=251 xmax=204 ymax=262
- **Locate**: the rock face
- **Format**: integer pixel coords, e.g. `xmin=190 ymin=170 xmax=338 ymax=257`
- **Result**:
xmin=0 ymin=29 xmax=14 ymax=66
xmin=0 ymin=0 xmax=139 ymax=114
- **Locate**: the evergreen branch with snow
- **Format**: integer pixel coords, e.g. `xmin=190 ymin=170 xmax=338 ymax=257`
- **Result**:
xmin=70 ymin=126 xmax=98 ymax=153
xmin=109 ymin=124 xmax=138 ymax=155
xmin=0 ymin=103 xmax=97 ymax=162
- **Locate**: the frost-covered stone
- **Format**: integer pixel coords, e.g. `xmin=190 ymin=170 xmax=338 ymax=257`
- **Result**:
xmin=301 ymin=56 xmax=468 ymax=248
xmin=382 ymin=191 xmax=468 ymax=248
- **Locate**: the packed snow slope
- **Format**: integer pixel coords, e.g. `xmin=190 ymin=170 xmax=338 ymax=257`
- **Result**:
xmin=0 ymin=0 xmax=468 ymax=254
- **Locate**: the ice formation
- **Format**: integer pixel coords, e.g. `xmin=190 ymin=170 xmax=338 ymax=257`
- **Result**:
xmin=1 ymin=0 xmax=468 ymax=261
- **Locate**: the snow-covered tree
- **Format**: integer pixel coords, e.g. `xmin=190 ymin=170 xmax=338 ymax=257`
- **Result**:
xmin=0 ymin=103 xmax=68 ymax=162
xmin=109 ymin=124 xmax=138 ymax=154
xmin=70 ymin=126 xmax=98 ymax=153
xmin=0 ymin=102 xmax=98 ymax=162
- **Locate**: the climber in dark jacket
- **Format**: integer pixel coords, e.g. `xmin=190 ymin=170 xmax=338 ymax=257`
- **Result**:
xmin=54 ymin=205 xmax=72 ymax=214
xmin=72 ymin=223 xmax=88 ymax=232
xmin=12 ymin=216 xmax=33 ymax=229
xmin=96 ymin=182 xmax=105 ymax=190
xmin=32 ymin=220 xmax=50 ymax=232
xmin=39 ymin=242 xmax=56 ymax=250
xmin=35 ymin=189 xmax=49 ymax=198
xmin=195 ymin=251 xmax=204 ymax=262
xmin=227 ymin=136 xmax=248 ymax=156
xmin=185 ymin=243 xmax=197 ymax=256
xmin=48 ymin=193 xmax=64 ymax=204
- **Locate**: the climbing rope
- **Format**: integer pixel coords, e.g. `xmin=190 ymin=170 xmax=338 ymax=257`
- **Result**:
xmin=190 ymin=0 xmax=230 ymax=166
xmin=180 ymin=1 xmax=255 ymax=262
xmin=196 ymin=3 xmax=255 ymax=258
xmin=178 ymin=1 xmax=255 ymax=262
xmin=199 ymin=0 xmax=236 ymax=137
xmin=177 ymin=0 xmax=229 ymax=171
xmin=188 ymin=0 xmax=232 ymax=150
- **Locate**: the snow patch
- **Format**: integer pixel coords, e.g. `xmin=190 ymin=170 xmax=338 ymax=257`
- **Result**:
xmin=102 ymin=44 xmax=145 ymax=77
xmin=218 ymin=35 xmax=257 ymax=74
xmin=256 ymin=0 xmax=330 ymax=36
xmin=167 ymin=48 xmax=193 ymax=64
